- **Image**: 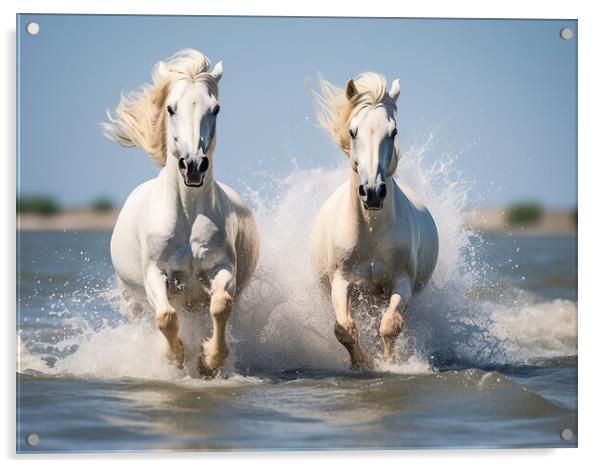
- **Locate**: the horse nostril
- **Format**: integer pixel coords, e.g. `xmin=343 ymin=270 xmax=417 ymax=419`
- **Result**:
xmin=358 ymin=185 xmax=366 ymax=197
xmin=377 ymin=184 xmax=387 ymax=200
xmin=178 ymin=158 xmax=187 ymax=172
xmin=199 ymin=157 xmax=209 ymax=173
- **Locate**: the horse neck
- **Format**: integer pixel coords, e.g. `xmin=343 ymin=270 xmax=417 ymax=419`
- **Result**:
xmin=164 ymin=153 xmax=216 ymax=220
xmin=348 ymin=169 xmax=394 ymax=230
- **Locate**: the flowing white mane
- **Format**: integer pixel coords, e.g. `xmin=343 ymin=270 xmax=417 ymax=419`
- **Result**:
xmin=102 ymin=49 xmax=220 ymax=166
xmin=310 ymin=72 xmax=398 ymax=156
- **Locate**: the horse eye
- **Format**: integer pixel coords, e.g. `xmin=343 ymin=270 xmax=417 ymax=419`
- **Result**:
xmin=213 ymin=105 xmax=221 ymax=116
xmin=167 ymin=105 xmax=175 ymax=116
xmin=349 ymin=128 xmax=357 ymax=139
xmin=391 ymin=128 xmax=398 ymax=139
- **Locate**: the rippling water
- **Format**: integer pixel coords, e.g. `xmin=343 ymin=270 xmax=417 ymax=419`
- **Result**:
xmin=16 ymin=154 xmax=577 ymax=452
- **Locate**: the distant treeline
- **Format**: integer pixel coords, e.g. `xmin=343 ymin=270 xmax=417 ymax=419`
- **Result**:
xmin=16 ymin=196 xmax=578 ymax=225
xmin=505 ymin=201 xmax=577 ymax=226
xmin=17 ymin=195 xmax=115 ymax=215
xmin=17 ymin=196 xmax=59 ymax=215
xmin=505 ymin=202 xmax=543 ymax=225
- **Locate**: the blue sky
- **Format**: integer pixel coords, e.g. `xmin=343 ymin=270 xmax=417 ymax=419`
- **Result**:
xmin=17 ymin=15 xmax=577 ymax=208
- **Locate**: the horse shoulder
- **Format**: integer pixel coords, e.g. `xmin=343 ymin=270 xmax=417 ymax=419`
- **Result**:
xmin=125 ymin=175 xmax=185 ymax=270
xmin=312 ymin=182 xmax=359 ymax=277
xmin=111 ymin=178 xmax=158 ymax=274
xmin=211 ymin=183 xmax=252 ymax=246
xmin=111 ymin=179 xmax=156 ymax=252
xmin=314 ymin=182 xmax=352 ymax=239
xmin=114 ymin=179 xmax=155 ymax=233
xmin=392 ymin=181 xmax=439 ymax=285
xmin=218 ymin=182 xmax=260 ymax=285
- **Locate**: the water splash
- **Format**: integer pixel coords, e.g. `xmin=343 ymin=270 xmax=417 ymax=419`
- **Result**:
xmin=17 ymin=137 xmax=577 ymax=379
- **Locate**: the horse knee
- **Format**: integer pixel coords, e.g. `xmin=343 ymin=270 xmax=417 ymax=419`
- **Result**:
xmin=210 ymin=290 xmax=233 ymax=320
xmin=156 ymin=309 xmax=179 ymax=336
xmin=380 ymin=310 xmax=403 ymax=340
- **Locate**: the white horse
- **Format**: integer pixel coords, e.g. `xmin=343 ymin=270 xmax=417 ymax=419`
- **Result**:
xmin=103 ymin=49 xmax=259 ymax=377
xmin=310 ymin=73 xmax=439 ymax=368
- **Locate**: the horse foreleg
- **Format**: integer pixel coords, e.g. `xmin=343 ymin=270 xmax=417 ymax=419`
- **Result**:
xmin=198 ymin=268 xmax=235 ymax=377
xmin=380 ymin=275 xmax=412 ymax=363
xmin=117 ymin=279 xmax=143 ymax=319
xmin=145 ymin=266 xmax=185 ymax=369
xmin=331 ymin=270 xmax=373 ymax=370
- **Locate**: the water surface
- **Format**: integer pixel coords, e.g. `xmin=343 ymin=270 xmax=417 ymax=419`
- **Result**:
xmin=17 ymin=231 xmax=577 ymax=452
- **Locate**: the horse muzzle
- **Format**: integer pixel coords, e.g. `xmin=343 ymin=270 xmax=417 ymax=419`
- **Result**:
xmin=359 ymin=183 xmax=387 ymax=210
xmin=178 ymin=156 xmax=209 ymax=187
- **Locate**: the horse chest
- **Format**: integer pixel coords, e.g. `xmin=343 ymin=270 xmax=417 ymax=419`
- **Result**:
xmin=353 ymin=258 xmax=388 ymax=284
xmin=161 ymin=219 xmax=230 ymax=288
xmin=342 ymin=240 xmax=410 ymax=287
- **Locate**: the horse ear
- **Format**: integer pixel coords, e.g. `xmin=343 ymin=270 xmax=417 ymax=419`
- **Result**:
xmin=211 ymin=61 xmax=223 ymax=82
xmin=156 ymin=61 xmax=168 ymax=78
xmin=389 ymin=78 xmax=401 ymax=101
xmin=345 ymin=79 xmax=358 ymax=100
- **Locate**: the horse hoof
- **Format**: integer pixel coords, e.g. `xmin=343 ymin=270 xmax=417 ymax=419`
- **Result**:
xmin=362 ymin=359 xmax=375 ymax=370
xmin=382 ymin=354 xmax=399 ymax=365
xmin=197 ymin=357 xmax=219 ymax=379
xmin=198 ymin=340 xmax=229 ymax=378
xmin=350 ymin=358 xmax=374 ymax=371
xmin=197 ymin=347 xmax=222 ymax=379
xmin=163 ymin=338 xmax=185 ymax=369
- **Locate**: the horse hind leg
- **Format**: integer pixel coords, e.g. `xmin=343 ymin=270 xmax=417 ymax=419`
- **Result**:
xmin=380 ymin=276 xmax=412 ymax=363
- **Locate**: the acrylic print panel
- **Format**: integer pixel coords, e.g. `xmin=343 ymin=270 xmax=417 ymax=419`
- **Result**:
xmin=16 ymin=14 xmax=577 ymax=452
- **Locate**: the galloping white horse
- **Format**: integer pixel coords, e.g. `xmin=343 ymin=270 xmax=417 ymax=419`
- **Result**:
xmin=103 ymin=49 xmax=259 ymax=377
xmin=310 ymin=73 xmax=438 ymax=368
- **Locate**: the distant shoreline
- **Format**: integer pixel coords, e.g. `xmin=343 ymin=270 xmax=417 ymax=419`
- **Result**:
xmin=17 ymin=208 xmax=577 ymax=236
xmin=17 ymin=209 xmax=119 ymax=232
xmin=464 ymin=208 xmax=576 ymax=236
